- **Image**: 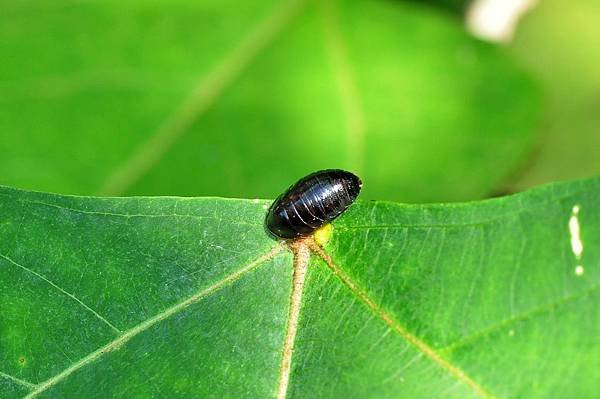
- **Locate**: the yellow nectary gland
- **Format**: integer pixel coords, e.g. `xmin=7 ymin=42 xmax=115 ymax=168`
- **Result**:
xmin=313 ymin=223 xmax=333 ymax=246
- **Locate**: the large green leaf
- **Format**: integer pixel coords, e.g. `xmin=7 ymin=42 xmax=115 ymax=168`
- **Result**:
xmin=0 ymin=0 xmax=539 ymax=202
xmin=510 ymin=0 xmax=600 ymax=189
xmin=1 ymin=176 xmax=598 ymax=398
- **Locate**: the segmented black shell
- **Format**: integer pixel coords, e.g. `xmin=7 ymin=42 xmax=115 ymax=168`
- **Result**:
xmin=265 ymin=169 xmax=362 ymax=239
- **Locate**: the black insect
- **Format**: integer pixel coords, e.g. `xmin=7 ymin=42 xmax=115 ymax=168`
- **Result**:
xmin=265 ymin=169 xmax=362 ymax=239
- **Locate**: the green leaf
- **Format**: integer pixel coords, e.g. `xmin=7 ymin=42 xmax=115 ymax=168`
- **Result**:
xmin=510 ymin=0 xmax=600 ymax=189
xmin=0 ymin=0 xmax=539 ymax=202
xmin=1 ymin=176 xmax=598 ymax=398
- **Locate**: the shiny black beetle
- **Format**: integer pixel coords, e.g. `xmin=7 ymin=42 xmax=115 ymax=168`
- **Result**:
xmin=265 ymin=169 xmax=362 ymax=239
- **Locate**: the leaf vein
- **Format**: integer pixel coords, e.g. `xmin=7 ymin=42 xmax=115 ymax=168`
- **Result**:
xmin=10 ymin=198 xmax=262 ymax=227
xmin=0 ymin=253 xmax=121 ymax=334
xmin=98 ymin=0 xmax=307 ymax=196
xmin=0 ymin=371 xmax=35 ymax=389
xmin=320 ymin=0 xmax=366 ymax=173
xmin=440 ymin=283 xmax=600 ymax=353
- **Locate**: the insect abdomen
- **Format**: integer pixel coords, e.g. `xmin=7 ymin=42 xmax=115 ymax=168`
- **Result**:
xmin=266 ymin=169 xmax=362 ymax=239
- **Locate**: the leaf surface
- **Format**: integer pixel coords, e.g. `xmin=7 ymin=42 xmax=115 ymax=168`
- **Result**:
xmin=0 ymin=0 xmax=539 ymax=202
xmin=0 ymin=177 xmax=598 ymax=398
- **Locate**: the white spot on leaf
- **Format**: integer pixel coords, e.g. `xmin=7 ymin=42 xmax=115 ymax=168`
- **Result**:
xmin=568 ymin=205 xmax=586 ymax=278
xmin=569 ymin=205 xmax=583 ymax=259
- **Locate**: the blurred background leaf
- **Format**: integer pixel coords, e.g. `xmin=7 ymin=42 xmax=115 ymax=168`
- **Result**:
xmin=508 ymin=0 xmax=600 ymax=189
xmin=0 ymin=0 xmax=539 ymax=202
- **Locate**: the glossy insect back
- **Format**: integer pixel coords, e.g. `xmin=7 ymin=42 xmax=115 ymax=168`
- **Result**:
xmin=265 ymin=169 xmax=362 ymax=239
